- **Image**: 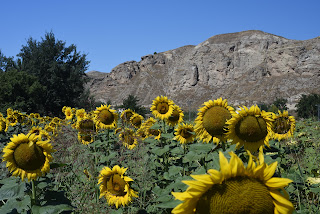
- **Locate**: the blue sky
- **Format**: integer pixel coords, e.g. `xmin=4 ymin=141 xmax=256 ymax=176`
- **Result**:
xmin=1 ymin=0 xmax=319 ymax=73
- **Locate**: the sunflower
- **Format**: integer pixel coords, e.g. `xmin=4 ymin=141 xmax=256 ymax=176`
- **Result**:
xmin=76 ymin=115 xmax=96 ymax=132
xmin=194 ymin=98 xmax=235 ymax=144
xmin=150 ymin=96 xmax=174 ymax=120
xmin=98 ymin=165 xmax=138 ymax=208
xmin=226 ymin=105 xmax=274 ymax=153
xmin=2 ymin=133 xmax=55 ymax=181
xmin=76 ymin=109 xmax=87 ymax=120
xmin=166 ymin=105 xmax=184 ymax=127
xmin=94 ymin=104 xmax=118 ymax=130
xmin=130 ymin=113 xmax=144 ymax=129
xmin=0 ymin=117 xmax=7 ymax=132
xmin=119 ymin=128 xmax=139 ymax=150
xmin=174 ymin=123 xmax=196 ymax=144
xmin=172 ymin=148 xmax=294 ymax=214
xmin=78 ymin=131 xmax=94 ymax=145
xmin=63 ymin=106 xmax=73 ymax=121
xmin=28 ymin=126 xmax=44 ymax=137
xmin=121 ymin=109 xmax=135 ymax=123
xmin=272 ymin=110 xmax=295 ymax=141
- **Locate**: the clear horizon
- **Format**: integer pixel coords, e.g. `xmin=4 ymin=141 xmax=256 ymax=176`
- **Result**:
xmin=1 ymin=0 xmax=319 ymax=73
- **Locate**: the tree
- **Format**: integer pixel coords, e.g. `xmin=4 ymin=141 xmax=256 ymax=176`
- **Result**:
xmin=15 ymin=32 xmax=90 ymax=116
xmin=0 ymin=70 xmax=46 ymax=114
xmin=120 ymin=94 xmax=147 ymax=116
xmin=273 ymin=98 xmax=288 ymax=111
xmin=295 ymin=93 xmax=320 ymax=119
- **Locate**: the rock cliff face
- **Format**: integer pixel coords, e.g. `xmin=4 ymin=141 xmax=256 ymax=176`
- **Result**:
xmin=86 ymin=30 xmax=320 ymax=111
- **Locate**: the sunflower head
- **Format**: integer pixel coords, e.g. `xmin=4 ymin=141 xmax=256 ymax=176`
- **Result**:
xmin=272 ymin=110 xmax=295 ymax=141
xmin=166 ymin=105 xmax=184 ymax=127
xmin=121 ymin=109 xmax=135 ymax=123
xmin=226 ymin=105 xmax=274 ymax=152
xmin=172 ymin=148 xmax=294 ymax=214
xmin=194 ymin=98 xmax=234 ymax=144
xmin=119 ymin=128 xmax=139 ymax=150
xmin=63 ymin=107 xmax=73 ymax=120
xmin=76 ymin=109 xmax=87 ymax=120
xmin=76 ymin=115 xmax=96 ymax=132
xmin=130 ymin=113 xmax=144 ymax=129
xmin=150 ymin=96 xmax=174 ymax=120
xmin=78 ymin=131 xmax=94 ymax=145
xmin=98 ymin=165 xmax=138 ymax=208
xmin=2 ymin=133 xmax=55 ymax=181
xmin=94 ymin=104 xmax=118 ymax=130
xmin=174 ymin=123 xmax=195 ymax=144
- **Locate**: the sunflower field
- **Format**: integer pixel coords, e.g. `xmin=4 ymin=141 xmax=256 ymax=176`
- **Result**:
xmin=0 ymin=96 xmax=319 ymax=214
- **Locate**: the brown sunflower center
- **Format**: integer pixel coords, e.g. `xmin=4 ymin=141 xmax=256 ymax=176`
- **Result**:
xmin=13 ymin=142 xmax=46 ymax=171
xmin=180 ymin=128 xmax=193 ymax=139
xmin=168 ymin=109 xmax=180 ymax=122
xmin=157 ymin=102 xmax=169 ymax=114
xmin=273 ymin=117 xmax=290 ymax=134
xmin=149 ymin=129 xmax=160 ymax=136
xmin=235 ymin=116 xmax=268 ymax=142
xmin=98 ymin=109 xmax=114 ymax=125
xmin=196 ymin=177 xmax=274 ymax=214
xmin=131 ymin=117 xmax=142 ymax=127
xmin=79 ymin=119 xmax=95 ymax=131
xmin=80 ymin=132 xmax=92 ymax=142
xmin=107 ymin=174 xmax=126 ymax=196
xmin=203 ymin=106 xmax=232 ymax=136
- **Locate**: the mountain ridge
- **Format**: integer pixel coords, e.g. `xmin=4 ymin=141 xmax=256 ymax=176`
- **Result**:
xmin=86 ymin=30 xmax=320 ymax=111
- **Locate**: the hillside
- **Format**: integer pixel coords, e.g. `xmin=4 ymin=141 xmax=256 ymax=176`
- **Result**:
xmin=86 ymin=30 xmax=320 ymax=110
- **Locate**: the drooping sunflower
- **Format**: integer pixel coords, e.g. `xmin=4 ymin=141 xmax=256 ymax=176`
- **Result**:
xmin=2 ymin=133 xmax=55 ymax=181
xmin=121 ymin=109 xmax=135 ymax=123
xmin=166 ymin=105 xmax=184 ymax=127
xmin=78 ymin=131 xmax=95 ymax=145
xmin=272 ymin=110 xmax=295 ymax=141
xmin=194 ymin=98 xmax=235 ymax=144
xmin=130 ymin=113 xmax=144 ymax=129
xmin=98 ymin=165 xmax=138 ymax=208
xmin=226 ymin=105 xmax=274 ymax=153
xmin=119 ymin=128 xmax=139 ymax=150
xmin=94 ymin=104 xmax=118 ymax=130
xmin=174 ymin=123 xmax=196 ymax=144
xmin=150 ymin=96 xmax=174 ymax=120
xmin=28 ymin=126 xmax=44 ymax=137
xmin=172 ymin=148 xmax=294 ymax=214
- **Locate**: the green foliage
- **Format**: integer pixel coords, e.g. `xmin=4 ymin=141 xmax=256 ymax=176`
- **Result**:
xmin=273 ymin=97 xmax=288 ymax=111
xmin=258 ymin=97 xmax=288 ymax=113
xmin=4 ymin=31 xmax=90 ymax=116
xmin=0 ymin=70 xmax=46 ymax=114
xmin=295 ymin=93 xmax=320 ymax=119
xmin=120 ymin=94 xmax=147 ymax=116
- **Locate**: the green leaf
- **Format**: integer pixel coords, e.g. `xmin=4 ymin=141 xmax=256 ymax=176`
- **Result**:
xmin=0 ymin=178 xmax=25 ymax=200
xmin=0 ymin=195 xmax=31 ymax=213
xmin=183 ymin=151 xmax=203 ymax=163
xmin=152 ymin=145 xmax=170 ymax=156
xmin=161 ymin=133 xmax=174 ymax=139
xmin=31 ymin=204 xmax=73 ymax=214
xmin=150 ymin=123 xmax=161 ymax=130
xmin=168 ymin=166 xmax=183 ymax=177
xmin=170 ymin=146 xmax=183 ymax=155
xmin=189 ymin=143 xmax=212 ymax=153
xmin=156 ymin=199 xmax=181 ymax=208
xmin=50 ymin=162 xmax=68 ymax=169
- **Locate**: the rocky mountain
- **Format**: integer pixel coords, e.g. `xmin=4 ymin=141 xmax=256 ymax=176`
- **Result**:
xmin=86 ymin=30 xmax=320 ymax=111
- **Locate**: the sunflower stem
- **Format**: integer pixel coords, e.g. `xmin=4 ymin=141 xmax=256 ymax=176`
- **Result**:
xmin=183 ymin=144 xmax=187 ymax=176
xmin=31 ymin=179 xmax=37 ymax=206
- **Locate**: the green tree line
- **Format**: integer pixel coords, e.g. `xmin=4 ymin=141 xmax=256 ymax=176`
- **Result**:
xmin=0 ymin=32 xmax=91 ymax=116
